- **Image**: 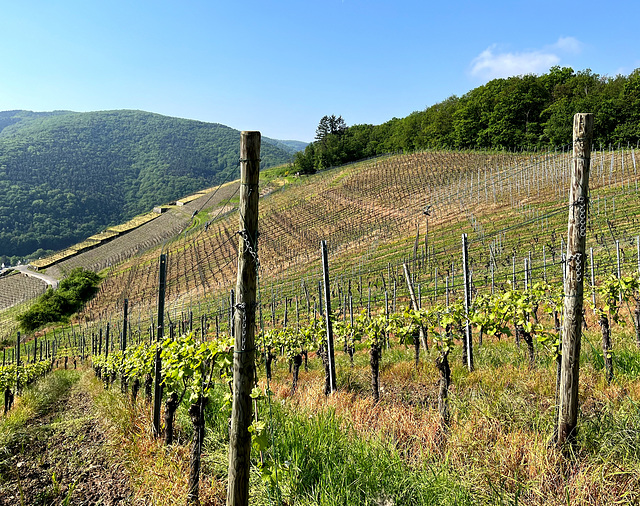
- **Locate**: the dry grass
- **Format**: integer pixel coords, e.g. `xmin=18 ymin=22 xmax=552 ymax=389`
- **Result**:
xmin=260 ymin=338 xmax=640 ymax=505
xmin=84 ymin=371 xmax=227 ymax=506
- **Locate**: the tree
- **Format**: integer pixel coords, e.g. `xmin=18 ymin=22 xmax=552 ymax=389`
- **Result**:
xmin=315 ymin=115 xmax=347 ymax=142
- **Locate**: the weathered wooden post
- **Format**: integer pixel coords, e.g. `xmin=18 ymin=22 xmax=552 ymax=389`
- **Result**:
xmin=153 ymin=254 xmax=167 ymax=437
xmin=121 ymin=298 xmax=129 ymax=393
xmin=227 ymin=131 xmax=260 ymax=506
xmin=590 ymin=248 xmax=596 ymax=313
xmin=15 ymin=332 xmax=20 ymax=394
xmin=403 ymin=263 xmax=428 ymax=359
xmin=321 ymin=240 xmax=337 ymax=393
xmin=462 ymin=234 xmax=474 ymax=372
xmin=230 ymin=289 xmax=235 ymax=336
xmin=557 ymin=113 xmax=593 ymax=447
xmin=122 ymin=298 xmax=128 ymax=352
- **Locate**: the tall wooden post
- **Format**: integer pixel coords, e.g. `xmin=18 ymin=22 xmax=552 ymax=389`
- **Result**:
xmin=403 ymin=263 xmax=428 ymax=353
xmin=557 ymin=113 xmax=593 ymax=447
xmin=590 ymin=248 xmax=596 ymax=313
xmin=153 ymin=254 xmax=167 ymax=437
xmin=462 ymin=234 xmax=474 ymax=372
xmin=321 ymin=240 xmax=337 ymax=393
xmin=105 ymin=323 xmax=110 ymax=358
xmin=227 ymin=131 xmax=260 ymax=506
xmin=230 ymin=289 xmax=235 ymax=336
xmin=122 ymin=298 xmax=128 ymax=352
xmin=16 ymin=332 xmax=20 ymax=393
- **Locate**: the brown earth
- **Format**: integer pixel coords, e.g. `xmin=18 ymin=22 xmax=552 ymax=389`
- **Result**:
xmin=0 ymin=378 xmax=133 ymax=505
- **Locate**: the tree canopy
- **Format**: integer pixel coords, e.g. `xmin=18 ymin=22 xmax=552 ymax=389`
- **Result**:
xmin=315 ymin=115 xmax=347 ymax=142
xmin=0 ymin=110 xmax=297 ymax=258
xmin=294 ymin=67 xmax=640 ymax=174
xmin=17 ymin=268 xmax=101 ymax=331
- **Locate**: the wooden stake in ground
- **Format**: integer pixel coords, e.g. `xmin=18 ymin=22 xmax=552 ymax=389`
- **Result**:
xmin=403 ymin=263 xmax=427 ymax=366
xmin=152 ymin=254 xmax=167 ymax=437
xmin=227 ymin=131 xmax=260 ymax=506
xmin=461 ymin=234 xmax=474 ymax=372
xmin=321 ymin=240 xmax=337 ymax=394
xmin=557 ymin=113 xmax=593 ymax=447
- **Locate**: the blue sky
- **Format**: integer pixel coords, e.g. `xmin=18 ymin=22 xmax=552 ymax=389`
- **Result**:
xmin=1 ymin=1 xmax=638 ymax=142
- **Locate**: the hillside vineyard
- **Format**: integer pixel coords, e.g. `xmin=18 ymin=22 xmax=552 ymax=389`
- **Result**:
xmin=2 ymin=136 xmax=640 ymax=505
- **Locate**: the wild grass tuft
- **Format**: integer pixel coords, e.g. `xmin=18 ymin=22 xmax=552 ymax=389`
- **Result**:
xmin=0 ymin=369 xmax=79 ymax=450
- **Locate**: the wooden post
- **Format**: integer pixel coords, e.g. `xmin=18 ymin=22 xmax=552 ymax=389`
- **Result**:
xmin=434 ymin=267 xmax=438 ymax=298
xmin=491 ymin=261 xmax=495 ymax=294
xmin=321 ymin=240 xmax=337 ymax=393
xmin=557 ymin=113 xmax=593 ymax=447
xmin=105 ymin=323 xmax=110 ymax=358
xmin=445 ymin=277 xmax=449 ymax=306
xmin=393 ymin=280 xmax=396 ymax=313
xmin=153 ymin=253 xmax=167 ymax=437
xmin=230 ymin=289 xmax=236 ymax=336
xmin=16 ymin=332 xmax=20 ymax=394
xmin=227 ymin=131 xmax=260 ymax=506
xmin=590 ymin=248 xmax=596 ymax=313
xmin=403 ymin=263 xmax=428 ymax=352
xmin=462 ymin=234 xmax=474 ymax=372
xmin=122 ymin=298 xmax=128 ymax=352
xmin=384 ymin=290 xmax=389 ymax=349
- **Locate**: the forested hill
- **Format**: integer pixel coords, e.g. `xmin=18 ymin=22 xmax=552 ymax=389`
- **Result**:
xmin=294 ymin=67 xmax=640 ymax=173
xmin=0 ymin=109 xmax=300 ymax=259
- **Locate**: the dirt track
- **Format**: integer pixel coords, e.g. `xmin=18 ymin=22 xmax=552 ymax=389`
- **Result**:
xmin=0 ymin=372 xmax=133 ymax=505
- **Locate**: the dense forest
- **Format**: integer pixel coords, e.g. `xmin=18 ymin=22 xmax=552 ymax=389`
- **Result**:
xmin=0 ymin=110 xmax=299 ymax=258
xmin=294 ymin=67 xmax=640 ymax=173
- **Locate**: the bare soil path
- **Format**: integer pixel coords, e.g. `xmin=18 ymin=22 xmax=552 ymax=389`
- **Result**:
xmin=0 ymin=370 xmax=133 ymax=505
xmin=13 ymin=265 xmax=60 ymax=289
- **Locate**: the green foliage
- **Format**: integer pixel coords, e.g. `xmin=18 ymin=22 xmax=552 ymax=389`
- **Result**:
xmin=0 ymin=110 xmax=296 ymax=257
xmin=293 ymin=67 xmax=640 ymax=174
xmin=386 ymin=307 xmax=416 ymax=344
xmin=315 ymin=115 xmax=347 ymax=142
xmin=121 ymin=342 xmax=157 ymax=383
xmin=161 ymin=332 xmax=233 ymax=404
xmin=362 ymin=312 xmax=387 ymax=348
xmin=17 ymin=268 xmax=100 ymax=331
xmin=0 ymin=359 xmax=51 ymax=392
xmin=470 ymin=293 xmax=512 ymax=339
xmin=596 ymin=273 xmax=640 ymax=323
xmin=260 ymin=326 xmax=317 ymax=363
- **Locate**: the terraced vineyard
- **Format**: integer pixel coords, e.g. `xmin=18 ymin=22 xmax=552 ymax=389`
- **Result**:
xmin=68 ymin=146 xmax=639 ymax=328
xmin=2 ymin=145 xmax=638 ymax=344
xmin=3 ymin=139 xmax=640 ymax=505
xmin=0 ymin=272 xmax=47 ymax=312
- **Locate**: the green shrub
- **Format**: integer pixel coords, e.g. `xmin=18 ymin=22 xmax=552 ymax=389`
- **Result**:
xmin=17 ymin=268 xmax=100 ymax=331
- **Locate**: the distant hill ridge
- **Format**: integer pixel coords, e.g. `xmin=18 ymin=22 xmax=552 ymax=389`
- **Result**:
xmin=0 ymin=109 xmax=305 ymax=259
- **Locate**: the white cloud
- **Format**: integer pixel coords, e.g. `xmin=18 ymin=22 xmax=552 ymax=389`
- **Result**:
xmin=469 ymin=37 xmax=583 ymax=81
xmin=552 ymin=36 xmax=582 ymax=54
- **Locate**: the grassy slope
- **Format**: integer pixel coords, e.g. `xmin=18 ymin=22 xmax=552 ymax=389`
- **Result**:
xmin=3 ymin=147 xmax=640 ymax=504
xmin=75 ymin=147 xmax=640 ymax=326
xmin=79 ymin=148 xmax=640 ymax=504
